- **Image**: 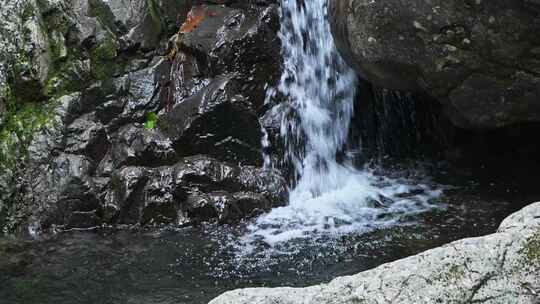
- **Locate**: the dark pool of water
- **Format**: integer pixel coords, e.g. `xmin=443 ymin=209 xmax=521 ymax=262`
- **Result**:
xmin=0 ymin=163 xmax=538 ymax=304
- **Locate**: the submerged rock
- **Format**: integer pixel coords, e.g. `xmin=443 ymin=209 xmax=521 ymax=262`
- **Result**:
xmin=210 ymin=202 xmax=540 ymax=304
xmin=329 ymin=0 xmax=540 ymax=129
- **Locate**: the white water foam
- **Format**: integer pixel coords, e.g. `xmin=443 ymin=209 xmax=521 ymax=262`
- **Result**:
xmin=240 ymin=0 xmax=441 ymax=249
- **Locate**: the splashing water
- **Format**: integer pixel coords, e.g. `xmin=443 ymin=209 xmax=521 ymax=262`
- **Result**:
xmin=240 ymin=0 xmax=441 ymax=249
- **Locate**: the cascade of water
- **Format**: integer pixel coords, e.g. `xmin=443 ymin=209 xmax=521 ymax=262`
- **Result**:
xmin=241 ymin=0 xmax=441 ymax=247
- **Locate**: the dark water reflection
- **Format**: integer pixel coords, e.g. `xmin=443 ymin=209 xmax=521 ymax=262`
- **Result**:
xmin=0 ymin=164 xmax=537 ymax=304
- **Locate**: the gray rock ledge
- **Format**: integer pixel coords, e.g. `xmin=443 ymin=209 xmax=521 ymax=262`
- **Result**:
xmin=210 ymin=202 xmax=540 ymax=304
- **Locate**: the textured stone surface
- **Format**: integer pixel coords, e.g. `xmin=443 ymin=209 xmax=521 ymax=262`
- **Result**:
xmin=101 ymin=155 xmax=286 ymax=227
xmin=164 ymin=3 xmax=281 ymax=166
xmin=0 ymin=0 xmax=284 ymax=234
xmin=210 ymin=202 xmax=540 ymax=304
xmin=329 ymin=0 xmax=540 ymax=129
xmin=164 ymin=75 xmax=263 ymax=165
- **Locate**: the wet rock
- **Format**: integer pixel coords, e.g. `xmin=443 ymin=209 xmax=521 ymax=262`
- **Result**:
xmin=166 ymin=48 xmax=210 ymax=101
xmin=174 ymin=155 xmax=285 ymax=199
xmin=210 ymin=202 xmax=540 ymax=304
xmin=329 ymin=0 xmax=540 ymax=129
xmin=164 ymin=75 xmax=262 ymax=165
xmin=68 ymin=0 xmax=102 ymax=45
xmin=184 ymin=191 xmax=270 ymax=224
xmin=102 ymin=64 xmax=163 ymax=131
xmin=64 ymin=113 xmax=109 ymax=162
xmin=104 ymin=155 xmax=286 ymax=226
xmin=106 ymin=166 xmax=150 ymax=224
xmin=173 ymin=155 xmax=286 ymax=224
xmin=176 ymin=3 xmax=280 ymax=108
xmin=0 ymin=0 xmax=285 ymax=233
xmin=176 ymin=156 xmax=286 ymax=224
xmin=140 ymin=166 xmax=180 ymax=225
xmin=106 ymin=164 xmax=182 ymax=226
xmin=104 ymin=123 xmax=177 ymax=170
xmin=26 ymin=95 xmax=75 ymax=163
xmin=65 ymin=0 xmax=190 ymax=51
xmin=63 ymin=81 xmax=113 ymax=124
xmin=187 ymin=194 xmax=256 ymax=224
xmin=159 ymin=3 xmax=281 ymax=166
xmin=103 ymin=0 xmax=191 ymax=50
xmin=0 ymin=0 xmax=51 ymax=103
xmin=30 ymin=153 xmax=100 ymax=230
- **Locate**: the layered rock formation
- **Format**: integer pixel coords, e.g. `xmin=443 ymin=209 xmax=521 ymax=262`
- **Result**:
xmin=210 ymin=202 xmax=540 ymax=304
xmin=330 ymin=0 xmax=540 ymax=129
xmin=0 ymin=0 xmax=285 ymax=235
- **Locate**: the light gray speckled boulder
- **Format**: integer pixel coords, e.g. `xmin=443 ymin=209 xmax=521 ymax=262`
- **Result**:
xmin=210 ymin=202 xmax=540 ymax=304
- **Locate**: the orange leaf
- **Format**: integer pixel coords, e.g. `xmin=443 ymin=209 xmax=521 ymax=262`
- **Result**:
xmin=179 ymin=6 xmax=206 ymax=34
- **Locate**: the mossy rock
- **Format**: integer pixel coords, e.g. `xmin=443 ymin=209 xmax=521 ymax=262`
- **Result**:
xmin=88 ymin=0 xmax=118 ymax=34
xmin=523 ymin=228 xmax=540 ymax=265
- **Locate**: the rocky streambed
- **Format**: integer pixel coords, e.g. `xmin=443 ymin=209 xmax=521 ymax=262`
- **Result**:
xmin=1 ymin=167 xmax=539 ymax=304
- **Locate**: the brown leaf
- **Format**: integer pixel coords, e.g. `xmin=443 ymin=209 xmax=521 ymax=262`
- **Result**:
xmin=179 ymin=6 xmax=206 ymax=34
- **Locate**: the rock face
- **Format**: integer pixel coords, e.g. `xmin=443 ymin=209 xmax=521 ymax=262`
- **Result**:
xmin=0 ymin=0 xmax=285 ymax=235
xmin=163 ymin=3 xmax=281 ymax=165
xmin=210 ymin=202 xmax=540 ymax=304
xmin=329 ymin=0 xmax=540 ymax=129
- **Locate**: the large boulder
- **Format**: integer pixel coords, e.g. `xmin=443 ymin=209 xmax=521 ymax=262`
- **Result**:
xmin=329 ymin=0 xmax=540 ymax=129
xmin=210 ymin=202 xmax=540 ymax=304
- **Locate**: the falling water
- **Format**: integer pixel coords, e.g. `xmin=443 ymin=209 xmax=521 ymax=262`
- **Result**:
xmin=241 ymin=0 xmax=441 ymax=248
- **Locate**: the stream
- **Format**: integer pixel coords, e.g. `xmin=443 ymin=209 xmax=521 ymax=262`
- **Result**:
xmin=0 ymin=163 xmax=537 ymax=304
xmin=1 ymin=0 xmax=539 ymax=303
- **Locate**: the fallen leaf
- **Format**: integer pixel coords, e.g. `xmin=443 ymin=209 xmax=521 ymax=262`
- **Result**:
xmin=179 ymin=6 xmax=206 ymax=34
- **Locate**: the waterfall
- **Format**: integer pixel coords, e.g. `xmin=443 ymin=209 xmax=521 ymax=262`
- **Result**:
xmin=241 ymin=0 xmax=441 ymax=247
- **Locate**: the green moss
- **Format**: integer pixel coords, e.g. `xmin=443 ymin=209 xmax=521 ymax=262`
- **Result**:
xmin=147 ymin=0 xmax=160 ymax=19
xmin=446 ymin=265 xmax=466 ymax=281
xmin=5 ymin=18 xmax=44 ymax=104
xmin=0 ymin=87 xmax=55 ymax=172
xmin=88 ymin=0 xmax=117 ymax=33
xmin=147 ymin=0 xmax=166 ymax=34
xmin=36 ymin=0 xmax=122 ymax=96
xmin=523 ymin=229 xmax=540 ymax=265
xmin=19 ymin=1 xmax=36 ymax=23
xmin=96 ymin=39 xmax=119 ymax=61
xmin=38 ymin=2 xmax=73 ymax=36
xmin=0 ymin=83 xmax=58 ymax=233
xmin=87 ymin=32 xmax=122 ymax=80
xmin=144 ymin=112 xmax=159 ymax=130
xmin=110 ymin=174 xmax=121 ymax=192
xmin=350 ymin=297 xmax=368 ymax=304
xmin=37 ymin=1 xmax=87 ymax=97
